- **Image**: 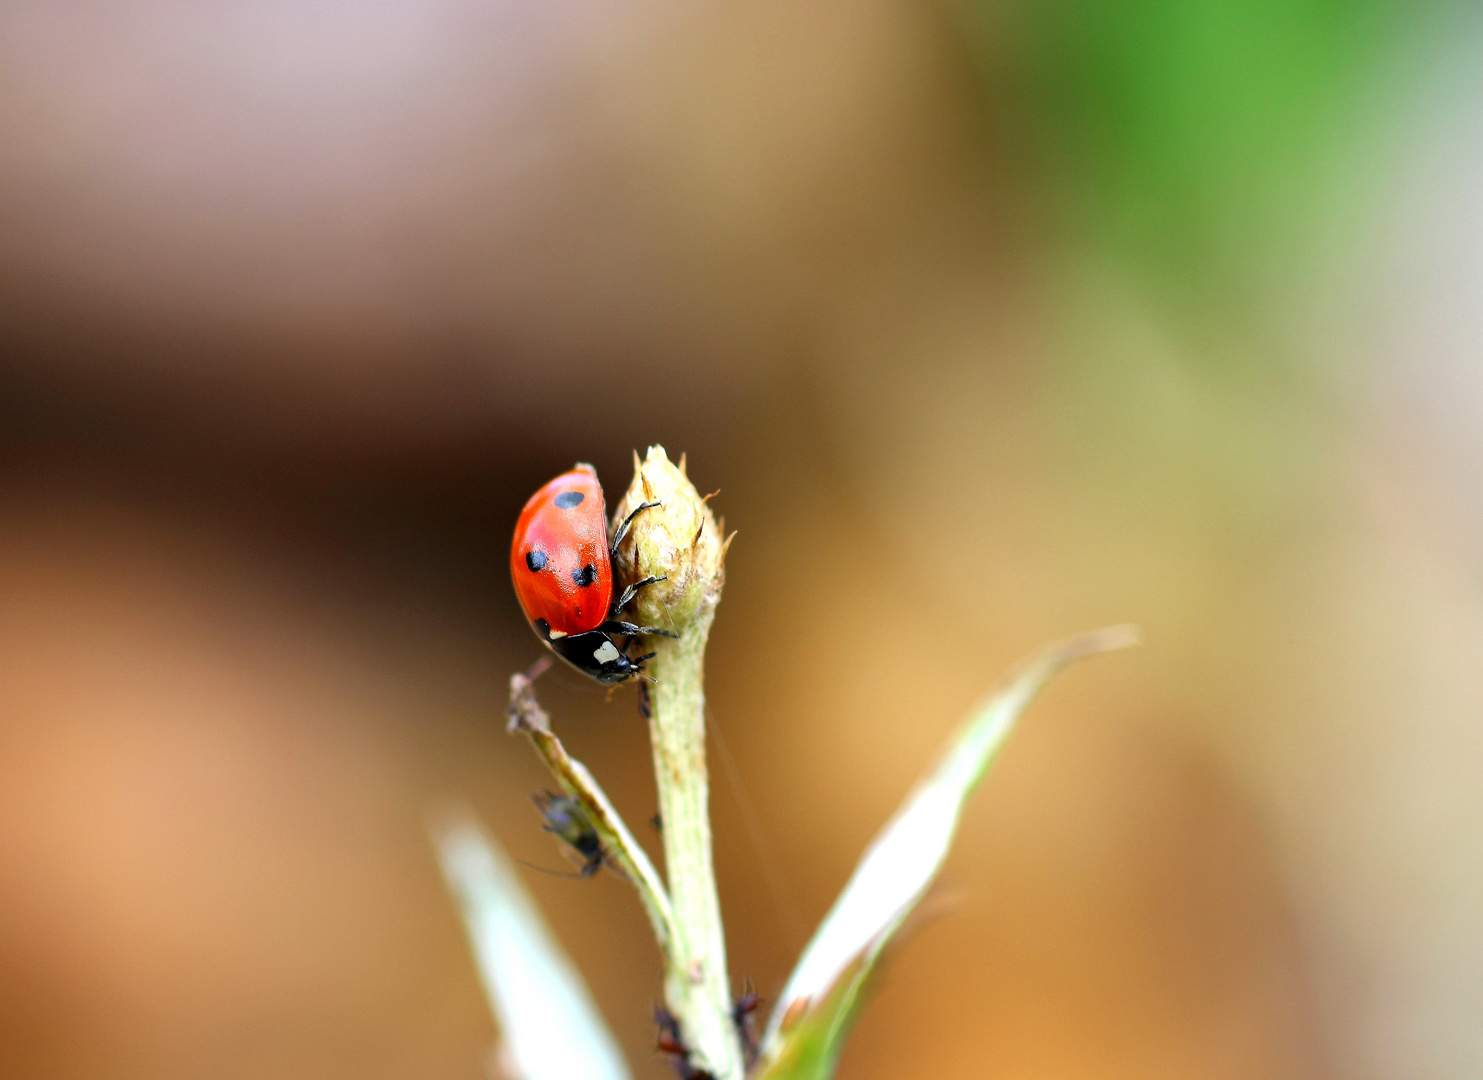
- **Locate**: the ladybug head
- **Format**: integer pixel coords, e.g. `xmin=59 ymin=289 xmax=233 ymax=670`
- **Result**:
xmin=546 ymin=629 xmax=653 ymax=685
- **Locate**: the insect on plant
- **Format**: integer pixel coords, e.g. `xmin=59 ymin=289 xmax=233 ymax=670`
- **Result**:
xmin=510 ymin=464 xmax=675 ymax=684
xmin=432 ymin=445 xmax=1137 ymax=1080
xmin=532 ymin=790 xmax=607 ymax=877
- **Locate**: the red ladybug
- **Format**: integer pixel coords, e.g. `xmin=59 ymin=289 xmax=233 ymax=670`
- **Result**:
xmin=510 ymin=464 xmax=672 ymax=683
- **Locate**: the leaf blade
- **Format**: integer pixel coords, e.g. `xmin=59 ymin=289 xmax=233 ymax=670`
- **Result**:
xmin=754 ymin=626 xmax=1138 ymax=1079
xmin=430 ymin=804 xmax=632 ymax=1080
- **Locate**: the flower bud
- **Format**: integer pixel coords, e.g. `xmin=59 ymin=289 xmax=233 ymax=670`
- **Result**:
xmin=610 ymin=446 xmax=728 ymax=633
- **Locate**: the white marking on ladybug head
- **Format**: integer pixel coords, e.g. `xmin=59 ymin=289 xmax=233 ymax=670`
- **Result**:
xmin=547 ymin=629 xmax=567 ymax=640
xmin=593 ymin=640 xmax=622 ymax=665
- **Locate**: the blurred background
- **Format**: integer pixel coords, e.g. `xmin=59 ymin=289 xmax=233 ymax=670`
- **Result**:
xmin=1 ymin=0 xmax=1480 ymax=1077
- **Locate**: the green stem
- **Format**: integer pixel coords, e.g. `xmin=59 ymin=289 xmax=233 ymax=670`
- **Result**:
xmin=648 ymin=596 xmax=745 ymax=1080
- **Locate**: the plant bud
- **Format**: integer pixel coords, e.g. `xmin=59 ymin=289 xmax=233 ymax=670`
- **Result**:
xmin=610 ymin=446 xmax=728 ymax=632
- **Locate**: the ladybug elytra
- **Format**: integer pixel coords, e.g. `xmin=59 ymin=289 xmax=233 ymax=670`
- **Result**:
xmin=510 ymin=463 xmax=672 ymax=683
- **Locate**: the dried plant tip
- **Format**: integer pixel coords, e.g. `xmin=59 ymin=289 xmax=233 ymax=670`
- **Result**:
xmin=611 ymin=445 xmax=726 ymax=632
xmin=506 ymin=662 xmax=552 ymax=733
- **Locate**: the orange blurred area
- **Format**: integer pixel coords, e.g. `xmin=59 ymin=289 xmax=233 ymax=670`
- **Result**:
xmin=2 ymin=1 xmax=1482 ymax=1078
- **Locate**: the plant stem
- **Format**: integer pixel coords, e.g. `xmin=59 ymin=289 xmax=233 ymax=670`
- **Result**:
xmin=648 ymin=596 xmax=745 ymax=1080
xmin=507 ymin=665 xmax=676 ymax=958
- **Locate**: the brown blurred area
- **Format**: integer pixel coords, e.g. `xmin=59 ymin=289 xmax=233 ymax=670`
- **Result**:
xmin=3 ymin=2 xmax=1482 ymax=1078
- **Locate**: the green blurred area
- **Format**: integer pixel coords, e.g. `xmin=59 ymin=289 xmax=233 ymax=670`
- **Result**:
xmin=963 ymin=0 xmax=1434 ymax=334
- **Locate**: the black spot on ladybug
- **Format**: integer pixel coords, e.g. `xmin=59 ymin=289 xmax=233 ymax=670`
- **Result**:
xmin=572 ymin=563 xmax=598 ymax=586
xmin=525 ymin=549 xmax=547 ymax=572
xmin=554 ymin=491 xmax=584 ymax=509
xmin=533 ymin=618 xmax=551 ymax=640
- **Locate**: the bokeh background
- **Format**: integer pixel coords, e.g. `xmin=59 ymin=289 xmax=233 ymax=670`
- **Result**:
xmin=2 ymin=1 xmax=1481 ymax=1077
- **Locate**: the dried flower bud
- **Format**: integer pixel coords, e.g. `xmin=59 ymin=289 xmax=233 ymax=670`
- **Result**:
xmin=610 ymin=446 xmax=728 ymax=633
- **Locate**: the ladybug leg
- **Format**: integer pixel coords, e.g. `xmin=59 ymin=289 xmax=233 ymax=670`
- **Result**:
xmin=603 ymin=619 xmax=677 ymax=639
xmin=610 ymin=574 xmax=665 ymax=617
xmin=621 ymin=638 xmax=661 ymax=683
xmin=620 ymin=636 xmax=658 ymax=668
xmin=609 ymin=499 xmax=661 ymax=558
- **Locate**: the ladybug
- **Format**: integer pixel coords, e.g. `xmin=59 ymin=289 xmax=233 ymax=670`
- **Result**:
xmin=510 ymin=464 xmax=672 ymax=683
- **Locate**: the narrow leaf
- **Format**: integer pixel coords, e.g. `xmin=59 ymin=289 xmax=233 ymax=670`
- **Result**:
xmin=429 ymin=804 xmax=632 ymax=1080
xmin=754 ymin=627 xmax=1138 ymax=1079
